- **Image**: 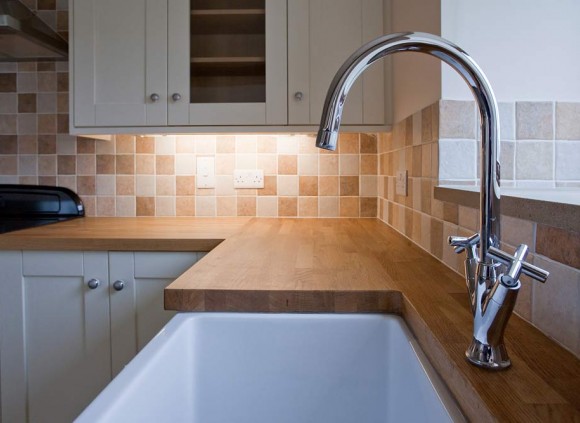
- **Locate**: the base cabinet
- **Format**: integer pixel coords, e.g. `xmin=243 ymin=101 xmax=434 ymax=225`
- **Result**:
xmin=0 ymin=250 xmax=199 ymax=423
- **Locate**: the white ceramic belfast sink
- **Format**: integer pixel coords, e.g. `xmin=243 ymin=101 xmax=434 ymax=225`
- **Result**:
xmin=76 ymin=313 xmax=465 ymax=423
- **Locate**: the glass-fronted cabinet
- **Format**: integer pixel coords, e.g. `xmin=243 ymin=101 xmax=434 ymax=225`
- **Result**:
xmin=168 ymin=0 xmax=287 ymax=126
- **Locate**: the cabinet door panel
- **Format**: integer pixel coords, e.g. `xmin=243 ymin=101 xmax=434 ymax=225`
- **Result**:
xmin=0 ymin=251 xmax=111 ymax=423
xmin=73 ymin=0 xmax=167 ymax=127
xmin=288 ymin=0 xmax=384 ymax=125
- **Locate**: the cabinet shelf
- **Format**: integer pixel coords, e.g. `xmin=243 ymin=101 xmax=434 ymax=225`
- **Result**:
xmin=191 ymin=56 xmax=265 ymax=64
xmin=190 ymin=12 xmax=264 ymax=35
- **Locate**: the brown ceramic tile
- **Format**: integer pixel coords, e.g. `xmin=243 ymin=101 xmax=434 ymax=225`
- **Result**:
xmin=278 ymin=155 xmax=297 ymax=175
xmin=115 ymin=154 xmax=134 ymax=175
xmin=115 ymin=135 xmax=135 ymax=153
xmin=536 ymin=225 xmax=580 ymax=269
xmin=38 ymin=0 xmax=56 ymax=11
xmin=77 ymin=175 xmax=96 ymax=195
xmin=18 ymin=62 xmax=35 ymax=72
xmin=421 ymin=106 xmax=433 ymax=143
xmin=299 ymin=197 xmax=318 ymax=217
xmin=0 ymin=74 xmax=16 ymax=92
xmin=37 ymin=63 xmax=55 ymax=73
xmin=340 ymin=197 xmax=359 ymax=217
xmin=278 ymin=197 xmax=297 ymax=217
xmin=360 ymin=197 xmax=377 ymax=218
xmin=430 ymin=218 xmax=444 ymax=259
xmin=404 ymin=207 xmax=413 ymax=237
xmin=37 ymin=135 xmax=56 ymax=154
xmin=443 ymin=202 xmax=458 ymax=225
xmin=216 ymin=135 xmax=235 ymax=153
xmin=57 ymin=11 xmax=68 ymax=31
xmin=156 ymin=155 xmax=174 ymax=175
xmin=176 ymin=196 xmax=195 ymax=216
xmin=421 ymin=179 xmax=432 ymax=214
xmin=360 ymin=134 xmax=377 ymax=153
xmin=116 ymin=175 xmax=134 ymax=195
xmin=57 ymin=155 xmax=75 ymax=175
xmin=411 ymin=146 xmax=422 ymax=177
xmin=57 ymin=114 xmax=68 ymax=133
xmin=96 ymin=196 xmax=115 ymax=217
xmin=340 ymin=176 xmax=359 ymax=196
xmin=136 ymin=197 xmax=155 ymax=216
xmin=258 ymin=175 xmax=277 ymax=196
xmin=17 ymin=135 xmax=36 ymax=154
xmin=237 ymin=197 xmax=256 ymax=216
xmin=319 ymin=176 xmax=338 ymax=196
xmin=37 ymin=73 xmax=56 ymax=92
xmin=0 ymin=135 xmax=17 ymax=154
xmin=76 ymin=138 xmax=95 ymax=154
xmin=56 ymin=72 xmax=68 ymax=92
xmin=337 ymin=133 xmax=359 ymax=153
xmin=299 ymin=176 xmax=318 ymax=196
xmin=37 ymin=114 xmax=56 ymax=134
xmin=57 ymin=93 xmax=68 ymax=113
xmin=176 ymin=175 xmax=195 ymax=196
xmin=137 ymin=136 xmax=155 ymax=154
xmin=360 ymin=155 xmax=377 ymax=175
xmin=0 ymin=155 xmax=17 ymax=175
xmin=17 ymin=93 xmax=36 ymax=113
xmin=96 ymin=154 xmax=115 ymax=174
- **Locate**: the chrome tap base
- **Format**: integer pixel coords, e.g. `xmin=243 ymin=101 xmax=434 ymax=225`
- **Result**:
xmin=465 ymin=338 xmax=511 ymax=370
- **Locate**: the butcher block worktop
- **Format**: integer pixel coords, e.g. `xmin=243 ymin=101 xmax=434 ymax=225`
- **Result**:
xmin=1 ymin=217 xmax=579 ymax=422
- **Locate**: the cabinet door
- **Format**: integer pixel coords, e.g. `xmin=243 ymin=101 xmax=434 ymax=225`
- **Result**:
xmin=288 ymin=0 xmax=385 ymax=125
xmin=72 ymin=0 xmax=168 ymax=127
xmin=109 ymin=251 xmax=199 ymax=376
xmin=0 ymin=251 xmax=111 ymax=423
xmin=168 ymin=0 xmax=287 ymax=125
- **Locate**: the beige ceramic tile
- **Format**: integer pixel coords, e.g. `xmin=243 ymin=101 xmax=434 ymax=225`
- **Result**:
xmin=339 ymin=154 xmax=359 ymax=176
xmin=319 ymin=155 xmax=338 ymax=175
xmin=216 ymin=135 xmax=235 ymax=153
xmin=216 ymin=196 xmax=236 ymax=216
xmin=237 ymin=197 xmax=256 ymax=216
xmin=298 ymin=154 xmax=318 ymax=176
xmin=175 ymin=154 xmax=195 ymax=175
xmin=319 ymin=176 xmax=338 ymax=196
xmin=340 ymin=197 xmax=359 ymax=217
xmin=195 ymin=196 xmax=216 ymax=216
xmin=216 ymin=175 xmax=235 ymax=196
xmin=278 ymin=197 xmax=297 ymax=217
xmin=516 ymin=102 xmax=554 ymax=140
xmin=235 ymin=135 xmax=257 ymax=153
xmin=257 ymin=196 xmax=277 ymax=217
xmin=115 ymin=175 xmax=134 ymax=196
xmin=257 ymin=154 xmax=277 ymax=175
xmin=278 ymin=154 xmax=297 ymax=175
xmin=136 ymin=175 xmax=155 ymax=197
xmin=216 ymin=154 xmax=235 ymax=175
xmin=136 ymin=155 xmax=154 ymax=175
xmin=115 ymin=196 xmax=135 ymax=217
xmin=176 ymin=196 xmax=195 ymax=216
xmin=257 ymin=135 xmax=277 ymax=154
xmin=96 ymin=196 xmax=115 ymax=217
xmin=299 ymin=197 xmax=318 ymax=217
xmin=299 ymin=176 xmax=318 ymax=196
xmin=175 ymin=136 xmax=195 ymax=154
xmin=156 ymin=175 xmax=175 ymax=196
xmin=277 ymin=175 xmax=298 ymax=196
xmin=319 ymin=196 xmax=339 ymax=217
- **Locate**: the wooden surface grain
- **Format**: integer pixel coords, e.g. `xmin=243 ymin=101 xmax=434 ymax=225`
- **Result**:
xmin=166 ymin=218 xmax=580 ymax=422
xmin=0 ymin=217 xmax=251 ymax=251
xmin=2 ymin=216 xmax=579 ymax=421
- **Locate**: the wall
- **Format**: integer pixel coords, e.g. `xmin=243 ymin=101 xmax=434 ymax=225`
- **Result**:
xmin=441 ymin=0 xmax=580 ymax=102
xmin=378 ymin=101 xmax=580 ymax=358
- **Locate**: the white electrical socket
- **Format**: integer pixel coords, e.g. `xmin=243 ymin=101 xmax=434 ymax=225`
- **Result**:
xmin=233 ymin=169 xmax=264 ymax=188
xmin=196 ymin=156 xmax=215 ymax=188
xmin=396 ymin=170 xmax=408 ymax=196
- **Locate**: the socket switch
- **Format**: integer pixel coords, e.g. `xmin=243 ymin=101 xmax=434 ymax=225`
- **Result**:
xmin=396 ymin=170 xmax=408 ymax=196
xmin=234 ymin=169 xmax=264 ymax=188
xmin=196 ymin=156 xmax=215 ymax=188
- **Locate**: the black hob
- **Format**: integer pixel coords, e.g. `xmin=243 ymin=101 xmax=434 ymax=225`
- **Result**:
xmin=0 ymin=185 xmax=85 ymax=234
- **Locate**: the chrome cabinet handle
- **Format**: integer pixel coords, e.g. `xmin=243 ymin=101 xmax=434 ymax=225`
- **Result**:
xmin=172 ymin=93 xmax=182 ymax=102
xmin=87 ymin=278 xmax=100 ymax=289
xmin=294 ymin=91 xmax=303 ymax=101
xmin=150 ymin=93 xmax=160 ymax=102
xmin=113 ymin=280 xmax=125 ymax=291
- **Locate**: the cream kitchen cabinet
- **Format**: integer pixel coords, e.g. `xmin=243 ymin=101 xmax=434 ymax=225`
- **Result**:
xmin=0 ymin=250 xmax=199 ymax=423
xmin=70 ymin=0 xmax=287 ymax=131
xmin=288 ymin=0 xmax=385 ymax=126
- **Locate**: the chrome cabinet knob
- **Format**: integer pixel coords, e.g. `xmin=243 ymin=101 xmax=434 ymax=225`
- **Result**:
xmin=172 ymin=93 xmax=182 ymax=102
xmin=150 ymin=93 xmax=160 ymax=102
xmin=294 ymin=91 xmax=303 ymax=101
xmin=113 ymin=280 xmax=125 ymax=291
xmin=87 ymin=278 xmax=100 ymax=289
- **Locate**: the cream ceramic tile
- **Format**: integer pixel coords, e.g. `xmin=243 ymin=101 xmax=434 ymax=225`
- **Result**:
xmin=175 ymin=154 xmax=196 ymax=175
xmin=195 ymin=196 xmax=216 ymax=216
xmin=360 ymin=175 xmax=377 ymax=197
xmin=339 ymin=154 xmax=359 ymax=176
xmin=235 ymin=153 xmax=257 ymax=169
xmin=217 ymin=196 xmax=236 ymax=216
xmin=216 ymin=175 xmax=235 ymax=196
xmin=556 ymin=102 xmax=580 ymax=140
xmin=257 ymin=196 xmax=277 ymax=217
xmin=277 ymin=135 xmax=299 ymax=154
xmin=116 ymin=196 xmax=136 ymax=217
xmin=136 ymin=175 xmax=155 ymax=197
xmin=257 ymin=154 xmax=277 ymax=175
xmin=556 ymin=141 xmax=580 ymax=180
xmin=516 ymin=102 xmax=554 ymax=140
xmin=194 ymin=135 xmax=216 ymax=154
xmin=298 ymin=154 xmax=318 ymax=175
xmin=155 ymin=136 xmax=176 ymax=154
xmin=216 ymin=154 xmax=235 ymax=175
xmin=516 ymin=141 xmax=554 ymax=180
xmin=96 ymin=174 xmax=115 ymax=196
xmin=156 ymin=197 xmax=175 ymax=216
xmin=235 ymin=135 xmax=257 ymax=153
xmin=277 ymin=175 xmax=298 ymax=196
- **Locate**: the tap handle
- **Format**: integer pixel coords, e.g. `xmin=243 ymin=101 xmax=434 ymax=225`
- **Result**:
xmin=487 ymin=245 xmax=549 ymax=284
xmin=448 ymin=233 xmax=480 ymax=259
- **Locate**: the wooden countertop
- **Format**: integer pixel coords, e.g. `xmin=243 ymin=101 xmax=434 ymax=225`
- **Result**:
xmin=165 ymin=218 xmax=580 ymax=422
xmin=1 ymin=217 xmax=579 ymax=421
xmin=0 ymin=217 xmax=250 ymax=251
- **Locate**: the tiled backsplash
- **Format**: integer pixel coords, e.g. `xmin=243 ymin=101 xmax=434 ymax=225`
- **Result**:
xmin=379 ymin=101 xmax=580 ymax=358
xmin=439 ymin=100 xmax=580 ymax=188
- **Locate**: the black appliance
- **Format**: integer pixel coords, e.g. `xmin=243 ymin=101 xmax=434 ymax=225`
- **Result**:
xmin=0 ymin=184 xmax=84 ymax=234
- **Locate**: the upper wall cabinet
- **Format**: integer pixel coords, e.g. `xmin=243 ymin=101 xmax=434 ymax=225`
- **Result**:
xmin=71 ymin=0 xmax=287 ymax=130
xmin=70 ymin=0 xmax=385 ymax=133
xmin=288 ymin=0 xmax=385 ymax=126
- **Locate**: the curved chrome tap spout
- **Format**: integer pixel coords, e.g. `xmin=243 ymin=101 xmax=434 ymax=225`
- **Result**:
xmin=316 ymin=32 xmax=500 ymax=262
